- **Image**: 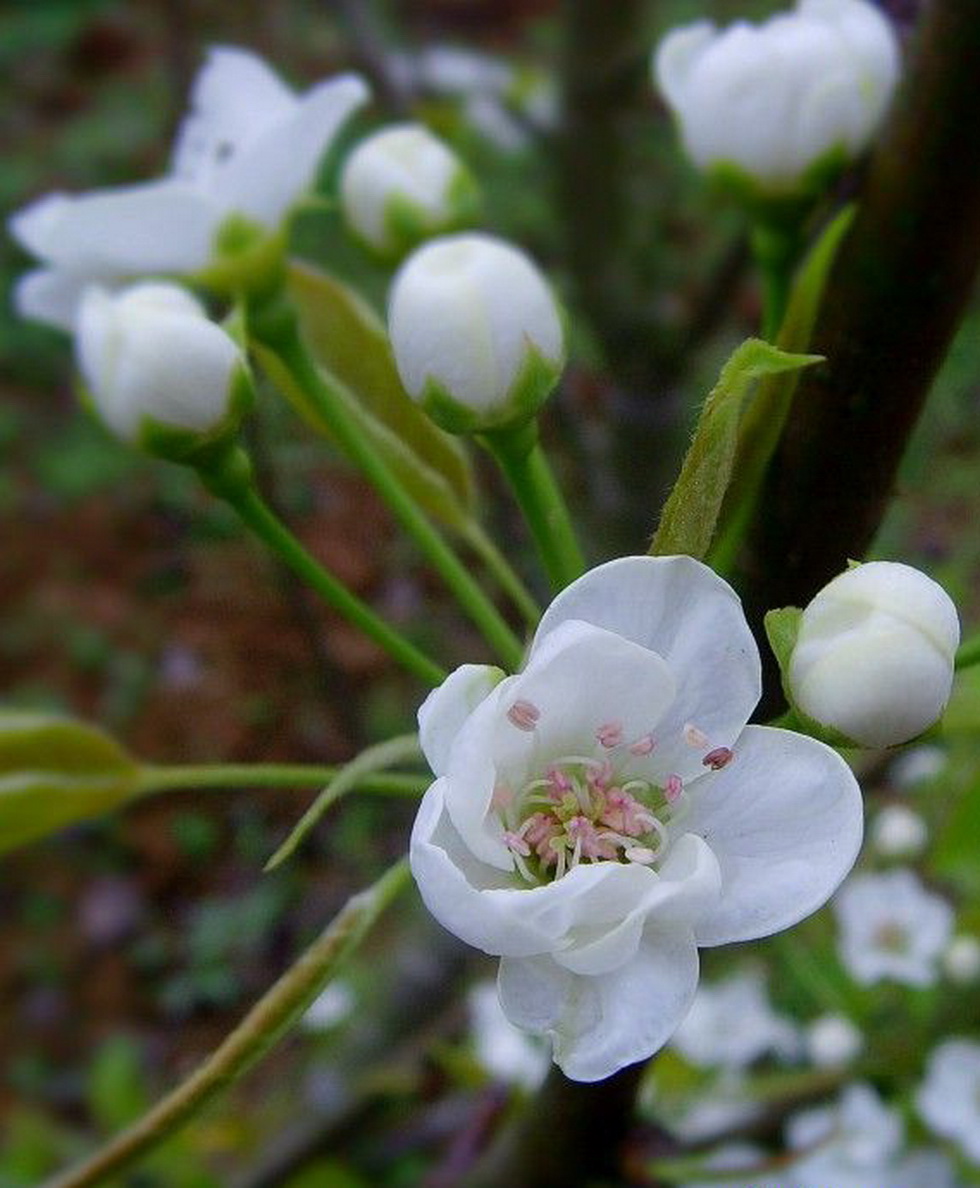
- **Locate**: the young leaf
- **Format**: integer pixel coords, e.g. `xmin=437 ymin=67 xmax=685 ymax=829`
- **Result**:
xmin=650 ymin=340 xmax=821 ymax=560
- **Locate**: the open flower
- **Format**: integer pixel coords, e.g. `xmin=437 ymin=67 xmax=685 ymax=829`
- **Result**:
xmin=917 ymin=1038 xmax=980 ymax=1163
xmin=10 ymin=47 xmax=368 ymax=329
xmin=410 ymin=556 xmax=863 ymax=1081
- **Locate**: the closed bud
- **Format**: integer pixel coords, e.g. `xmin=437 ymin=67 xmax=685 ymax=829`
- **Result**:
xmin=340 ymin=124 xmax=480 ymax=259
xmin=76 ymin=282 xmax=251 ymax=459
xmin=789 ymin=562 xmax=959 ymax=748
xmin=387 ymin=233 xmax=564 ymax=434
xmin=653 ymin=0 xmax=900 ymax=200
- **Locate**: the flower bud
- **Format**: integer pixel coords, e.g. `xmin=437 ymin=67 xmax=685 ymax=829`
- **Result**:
xmin=387 ymin=233 xmax=564 ymax=434
xmin=653 ymin=0 xmax=901 ymax=199
xmin=76 ymin=282 xmax=251 ymax=458
xmin=789 ymin=562 xmax=959 ymax=748
xmin=340 ymin=124 xmax=480 ymax=259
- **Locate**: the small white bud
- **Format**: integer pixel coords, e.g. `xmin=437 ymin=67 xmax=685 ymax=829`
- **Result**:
xmin=75 ymin=282 xmax=249 ymax=455
xmin=943 ymin=935 xmax=980 ymax=985
xmin=340 ymin=123 xmax=479 ymax=258
xmin=870 ymin=804 xmax=928 ymax=859
xmin=653 ymin=0 xmax=901 ymax=198
xmin=387 ymin=233 xmax=564 ymax=434
xmin=804 ymin=1013 xmax=863 ymax=1068
xmin=789 ymin=562 xmax=959 ymax=748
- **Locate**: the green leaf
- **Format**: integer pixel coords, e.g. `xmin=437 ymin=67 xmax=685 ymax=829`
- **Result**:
xmin=708 ymin=205 xmax=856 ymax=572
xmin=651 ymin=340 xmax=821 ymax=560
xmin=283 ymin=261 xmax=476 ymax=525
xmin=0 ymin=711 xmax=141 ymax=853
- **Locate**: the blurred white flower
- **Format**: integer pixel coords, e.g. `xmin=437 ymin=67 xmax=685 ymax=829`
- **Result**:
xmin=917 ymin=1038 xmax=980 ymax=1163
xmin=943 ymin=935 xmax=980 ymax=985
xmin=467 ymin=980 xmax=548 ymax=1090
xmin=388 ymin=233 xmax=564 ymax=433
xmin=804 ymin=1013 xmax=863 ymax=1068
xmin=789 ymin=562 xmax=959 ymax=748
xmin=653 ymin=0 xmax=901 ymax=197
xmin=302 ymin=981 xmax=356 ymax=1032
xmin=10 ymin=47 xmax=368 ymax=329
xmin=76 ymin=282 xmax=248 ymax=451
xmin=660 ymin=1071 xmax=764 ymax=1143
xmin=833 ymin=868 xmax=953 ymax=987
xmin=889 ymin=744 xmax=948 ymax=788
xmin=672 ymin=969 xmax=801 ymax=1069
xmin=688 ymin=1144 xmax=783 ymax=1188
xmin=870 ymin=804 xmax=928 ymax=859
xmin=411 ymin=555 xmax=863 ymax=1081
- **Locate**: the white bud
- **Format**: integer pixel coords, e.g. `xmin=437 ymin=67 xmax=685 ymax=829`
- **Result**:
xmin=75 ymin=282 xmax=249 ymax=453
xmin=653 ymin=0 xmax=901 ymax=197
xmin=870 ymin=804 xmax=928 ymax=859
xmin=387 ymin=233 xmax=564 ymax=434
xmin=340 ymin=124 xmax=479 ymax=258
xmin=789 ymin=562 xmax=959 ymax=748
xmin=804 ymin=1013 xmax=863 ymax=1068
xmin=943 ymin=935 xmax=980 ymax=985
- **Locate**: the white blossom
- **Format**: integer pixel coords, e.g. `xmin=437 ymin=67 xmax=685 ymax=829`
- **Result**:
xmin=653 ymin=0 xmax=900 ymax=197
xmin=302 ymin=981 xmax=355 ymax=1032
xmin=804 ymin=1014 xmax=863 ymax=1068
xmin=467 ymin=980 xmax=548 ymax=1090
xmin=789 ymin=561 xmax=959 ymax=748
xmin=870 ymin=804 xmax=928 ymax=859
xmin=672 ymin=969 xmax=801 ymax=1069
xmin=10 ymin=47 xmax=368 ymax=329
xmin=410 ymin=555 xmax=863 ymax=1081
xmin=917 ymin=1038 xmax=980 ymax=1163
xmin=943 ymin=935 xmax=980 ymax=985
xmin=833 ymin=868 xmax=953 ymax=988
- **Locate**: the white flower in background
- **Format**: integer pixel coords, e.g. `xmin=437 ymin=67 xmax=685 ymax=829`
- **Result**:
xmin=917 ymin=1038 xmax=980 ymax=1163
xmin=889 ymin=744 xmax=947 ymax=788
xmin=467 ymin=980 xmax=548 ymax=1090
xmin=76 ymin=282 xmax=249 ymax=450
xmin=339 ymin=124 xmax=479 ymax=258
xmin=805 ymin=1013 xmax=863 ymax=1068
xmin=688 ymin=1144 xmax=784 ymax=1188
xmin=789 ymin=561 xmax=960 ymax=748
xmin=302 ymin=981 xmax=356 ymax=1032
xmin=833 ymin=868 xmax=953 ymax=987
xmin=662 ymin=1071 xmax=764 ymax=1143
xmin=653 ymin=0 xmax=901 ymax=197
xmin=9 ymin=47 xmax=369 ymax=330
xmin=870 ymin=804 xmax=928 ymax=859
xmin=943 ymin=935 xmax=980 ymax=985
xmin=671 ymin=969 xmax=801 ymax=1069
xmin=388 ymin=233 xmax=564 ymax=434
xmin=410 ymin=555 xmax=863 ymax=1081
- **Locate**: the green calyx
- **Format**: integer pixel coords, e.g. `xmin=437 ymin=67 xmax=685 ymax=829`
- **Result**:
xmin=135 ymin=362 xmax=255 ymax=465
xmin=366 ymin=167 xmax=483 ymax=262
xmin=708 ymin=143 xmax=852 ymax=224
xmin=196 ymin=214 xmax=288 ymax=302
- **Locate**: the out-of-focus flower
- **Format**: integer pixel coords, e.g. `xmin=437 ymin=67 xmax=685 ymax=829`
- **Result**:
xmin=411 ymin=555 xmax=863 ymax=1081
xmin=917 ymin=1038 xmax=980 ymax=1163
xmin=340 ymin=124 xmax=479 ymax=259
xmin=889 ymin=744 xmax=947 ymax=788
xmin=302 ymin=981 xmax=356 ymax=1032
xmin=75 ymin=282 xmax=249 ymax=454
xmin=943 ymin=935 xmax=980 ymax=985
xmin=833 ymin=868 xmax=953 ymax=987
xmin=10 ymin=47 xmax=368 ymax=329
xmin=789 ymin=562 xmax=959 ymax=748
xmin=805 ymin=1013 xmax=863 ymax=1068
xmin=870 ymin=804 xmax=928 ymax=858
xmin=467 ymin=980 xmax=548 ymax=1090
xmin=653 ymin=0 xmax=901 ymax=198
xmin=672 ymin=969 xmax=801 ymax=1069
xmin=388 ymin=233 xmax=564 ymax=434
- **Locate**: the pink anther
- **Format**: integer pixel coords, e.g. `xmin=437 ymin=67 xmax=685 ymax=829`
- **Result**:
xmin=684 ymin=723 xmax=710 ymax=749
xmin=703 ymin=746 xmax=734 ymax=771
xmin=596 ymin=721 xmax=624 ymax=749
xmin=664 ymin=774 xmax=683 ymax=804
xmin=628 ymin=734 xmax=656 ymax=757
xmin=507 ymin=699 xmax=541 ymax=731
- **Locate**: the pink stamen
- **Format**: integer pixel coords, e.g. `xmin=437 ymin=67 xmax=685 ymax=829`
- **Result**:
xmin=507 ymin=699 xmax=541 ymax=732
xmin=629 ymin=734 xmax=656 ymax=756
xmin=565 ymin=815 xmax=618 ymax=861
xmin=664 ymin=774 xmax=683 ymax=804
xmin=587 ymin=758 xmax=613 ymax=792
xmin=546 ymin=766 xmax=572 ymax=799
xmin=600 ymin=788 xmax=656 ymax=837
xmin=703 ymin=746 xmax=734 ymax=771
xmin=596 ymin=721 xmax=624 ymax=749
xmin=684 ymin=723 xmax=710 ymax=749
xmin=503 ymin=830 xmax=531 ymax=857
xmin=625 ymin=845 xmax=657 ymax=865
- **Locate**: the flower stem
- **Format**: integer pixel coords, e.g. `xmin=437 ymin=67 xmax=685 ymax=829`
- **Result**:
xmin=40 ymin=860 xmax=411 ymax=1188
xmin=251 ymin=299 xmax=525 ymax=670
xmin=482 ymin=421 xmax=587 ymax=593
xmin=462 ymin=518 xmax=542 ymax=626
xmin=955 ymin=631 xmax=980 ymax=670
xmin=751 ymin=221 xmax=804 ymax=341
xmin=197 ymin=444 xmax=446 ymax=687
xmin=135 ymin=763 xmax=427 ymax=797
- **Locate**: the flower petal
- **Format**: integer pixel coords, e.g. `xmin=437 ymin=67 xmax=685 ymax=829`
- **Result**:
xmin=676 ymin=725 xmax=863 ymax=947
xmin=11 ymin=268 xmax=91 ymax=331
xmin=499 ymin=923 xmax=701 ymax=1082
xmin=531 ymin=556 xmax=761 ymax=780
xmin=417 ymin=663 xmax=505 ymax=777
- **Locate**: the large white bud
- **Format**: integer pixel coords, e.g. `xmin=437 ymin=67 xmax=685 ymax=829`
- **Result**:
xmin=789 ymin=562 xmax=959 ymax=748
xmin=387 ymin=233 xmax=564 ymax=434
xmin=653 ymin=0 xmax=901 ymax=198
xmin=75 ymin=282 xmax=250 ymax=456
xmin=340 ymin=124 xmax=479 ymax=259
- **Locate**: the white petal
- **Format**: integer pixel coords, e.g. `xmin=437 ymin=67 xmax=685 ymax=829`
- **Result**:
xmin=653 ymin=20 xmax=718 ymax=108
xmin=417 ymin=663 xmax=504 ymax=777
xmin=531 ymin=556 xmax=760 ymax=780
xmin=676 ymin=725 xmax=863 ymax=947
xmin=210 ymin=74 xmax=369 ymax=225
xmin=499 ymin=923 xmax=700 ymax=1082
xmin=11 ymin=268 xmax=91 ymax=331
xmin=10 ymin=183 xmax=219 ymax=274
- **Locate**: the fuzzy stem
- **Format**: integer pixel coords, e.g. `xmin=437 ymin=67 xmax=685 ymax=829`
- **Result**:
xmin=135 ymin=764 xmax=428 ymax=797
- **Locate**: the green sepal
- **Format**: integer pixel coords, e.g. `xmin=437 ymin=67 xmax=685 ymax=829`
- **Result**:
xmin=195 ymin=214 xmax=288 ymax=302
xmin=356 ymin=166 xmax=483 ymax=262
xmin=707 ymin=142 xmax=852 ymax=219
xmin=418 ymin=342 xmax=561 ymax=436
xmin=0 ymin=711 xmax=142 ymax=854
xmin=650 ymin=339 xmax=821 ymax=560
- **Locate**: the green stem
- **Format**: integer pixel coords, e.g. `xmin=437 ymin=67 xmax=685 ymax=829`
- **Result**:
xmin=136 ymin=764 xmax=428 ymax=797
xmin=41 ymin=860 xmax=411 ymax=1188
xmin=482 ymin=422 xmax=587 ymax=593
xmin=955 ymin=632 xmax=980 ymax=670
xmin=751 ymin=222 xmax=804 ymax=341
xmin=462 ymin=518 xmax=542 ymax=627
xmin=252 ymin=301 xmax=525 ymax=670
xmin=198 ymin=445 xmax=445 ymax=687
